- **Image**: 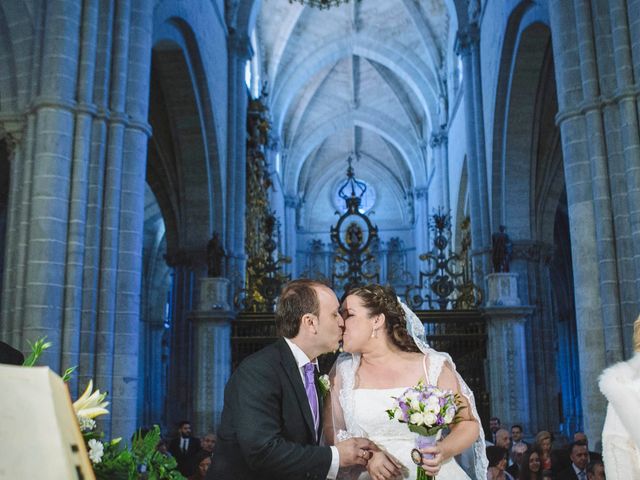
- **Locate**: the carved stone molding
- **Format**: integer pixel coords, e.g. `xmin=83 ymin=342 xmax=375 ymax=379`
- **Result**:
xmin=511 ymin=241 xmax=554 ymax=266
xmin=284 ymin=194 xmax=300 ymax=209
xmin=228 ymin=29 xmax=253 ymax=60
xmin=429 ymin=132 xmax=448 ymax=149
xmin=454 ymin=22 xmax=480 ymax=56
xmin=165 ymin=248 xmax=206 ymax=269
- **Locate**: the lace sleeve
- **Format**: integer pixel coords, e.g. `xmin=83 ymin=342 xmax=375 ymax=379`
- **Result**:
xmin=322 ymin=353 xmax=364 ymax=445
xmin=429 ymin=350 xmax=488 ymax=480
xmin=322 ymin=353 xmax=366 ymax=480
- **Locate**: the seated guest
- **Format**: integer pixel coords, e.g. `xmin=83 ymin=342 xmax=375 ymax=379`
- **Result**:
xmin=200 ymin=432 xmax=216 ymax=456
xmin=534 ymin=431 xmax=554 ymax=472
xmin=511 ymin=424 xmax=531 ymax=460
xmin=188 ymin=451 xmax=212 ymax=480
xmin=488 ymin=446 xmax=515 ymax=480
xmin=507 ymin=442 xmax=529 ymax=478
xmin=586 ymin=461 xmax=605 ymax=480
xmin=556 ymin=440 xmax=589 ymax=480
xmin=519 ymin=449 xmax=543 ymax=480
xmin=156 ymin=438 xmax=172 ymax=457
xmin=573 ymin=432 xmax=602 ymax=464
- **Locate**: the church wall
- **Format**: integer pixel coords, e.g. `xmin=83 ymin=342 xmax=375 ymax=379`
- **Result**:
xmin=0 ymin=0 xmax=238 ymax=439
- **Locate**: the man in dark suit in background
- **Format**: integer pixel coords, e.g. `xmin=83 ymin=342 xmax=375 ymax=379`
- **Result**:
xmin=556 ymin=440 xmax=590 ymax=480
xmin=169 ymin=420 xmax=201 ymax=477
xmin=208 ymin=279 xmax=376 ymax=480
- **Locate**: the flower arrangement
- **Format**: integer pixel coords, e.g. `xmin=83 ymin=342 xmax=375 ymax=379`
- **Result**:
xmin=24 ymin=337 xmax=185 ymax=480
xmin=386 ymin=380 xmax=464 ymax=480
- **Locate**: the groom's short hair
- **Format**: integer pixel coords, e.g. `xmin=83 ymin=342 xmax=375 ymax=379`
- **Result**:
xmin=275 ymin=279 xmax=325 ymax=338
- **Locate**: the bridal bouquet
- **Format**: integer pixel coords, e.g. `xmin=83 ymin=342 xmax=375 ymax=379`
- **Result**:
xmin=386 ymin=381 xmax=464 ymax=480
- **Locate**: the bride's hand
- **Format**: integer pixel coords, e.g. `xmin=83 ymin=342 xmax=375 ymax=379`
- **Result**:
xmin=419 ymin=445 xmax=442 ymax=476
xmin=366 ymin=451 xmax=402 ymax=480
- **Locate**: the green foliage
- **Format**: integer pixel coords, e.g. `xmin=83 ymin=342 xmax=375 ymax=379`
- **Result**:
xmin=23 ymin=336 xmax=77 ymax=384
xmin=61 ymin=365 xmax=78 ymax=382
xmin=23 ymin=337 xmax=52 ymax=366
xmin=93 ymin=426 xmax=185 ymax=480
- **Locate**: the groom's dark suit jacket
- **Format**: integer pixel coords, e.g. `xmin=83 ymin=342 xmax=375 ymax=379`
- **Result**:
xmin=208 ymin=338 xmax=332 ymax=480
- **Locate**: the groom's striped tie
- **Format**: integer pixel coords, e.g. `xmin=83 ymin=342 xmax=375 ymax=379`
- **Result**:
xmin=303 ymin=362 xmax=319 ymax=435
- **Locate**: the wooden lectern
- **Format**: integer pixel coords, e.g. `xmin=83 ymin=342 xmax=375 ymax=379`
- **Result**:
xmin=0 ymin=365 xmax=95 ymax=479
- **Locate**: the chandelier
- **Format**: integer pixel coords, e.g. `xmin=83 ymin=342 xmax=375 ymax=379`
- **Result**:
xmin=288 ymin=0 xmax=360 ymax=10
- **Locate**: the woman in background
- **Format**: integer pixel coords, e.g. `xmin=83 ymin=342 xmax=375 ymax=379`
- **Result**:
xmin=533 ymin=431 xmax=553 ymax=472
xmin=517 ymin=450 xmax=542 ymax=480
xmin=599 ymin=314 xmax=640 ymax=479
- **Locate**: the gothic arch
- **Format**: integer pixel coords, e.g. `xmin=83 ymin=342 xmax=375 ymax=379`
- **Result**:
xmin=0 ymin=1 xmax=34 ymax=111
xmin=492 ymin=12 xmax=551 ymax=238
xmin=150 ymin=16 xmax=225 ymax=253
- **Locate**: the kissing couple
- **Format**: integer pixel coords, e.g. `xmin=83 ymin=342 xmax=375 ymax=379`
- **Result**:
xmin=208 ymin=280 xmax=488 ymax=480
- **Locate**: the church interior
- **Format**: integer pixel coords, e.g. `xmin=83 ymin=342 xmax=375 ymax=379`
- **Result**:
xmin=1 ymin=0 xmax=639 ymax=461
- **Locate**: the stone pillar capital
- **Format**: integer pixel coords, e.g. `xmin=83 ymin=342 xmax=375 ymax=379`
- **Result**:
xmin=164 ymin=248 xmax=205 ymax=269
xmin=0 ymin=118 xmax=26 ymax=157
xmin=430 ymin=132 xmax=448 ymax=148
xmin=511 ymin=240 xmax=554 ymax=266
xmin=228 ymin=30 xmax=253 ymax=60
xmin=481 ymin=305 xmax=535 ymax=323
xmin=454 ymin=23 xmax=480 ymax=56
xmin=414 ymin=187 xmax=429 ymax=200
xmin=284 ymin=194 xmax=300 ymax=209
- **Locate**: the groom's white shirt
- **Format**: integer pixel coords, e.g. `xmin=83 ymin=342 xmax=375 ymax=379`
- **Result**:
xmin=284 ymin=338 xmax=340 ymax=479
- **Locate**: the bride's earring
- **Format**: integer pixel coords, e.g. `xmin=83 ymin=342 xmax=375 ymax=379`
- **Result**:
xmin=371 ymin=328 xmax=378 ymax=339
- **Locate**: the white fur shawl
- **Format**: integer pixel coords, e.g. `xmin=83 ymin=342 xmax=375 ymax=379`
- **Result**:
xmin=598 ymin=353 xmax=640 ymax=478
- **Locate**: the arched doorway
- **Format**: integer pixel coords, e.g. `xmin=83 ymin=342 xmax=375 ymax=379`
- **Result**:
xmin=493 ymin=16 xmax=580 ymax=436
xmin=144 ymin=19 xmax=224 ymax=431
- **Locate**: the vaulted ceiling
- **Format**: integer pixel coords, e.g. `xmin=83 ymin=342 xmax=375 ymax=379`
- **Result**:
xmin=256 ymin=0 xmax=451 ymax=229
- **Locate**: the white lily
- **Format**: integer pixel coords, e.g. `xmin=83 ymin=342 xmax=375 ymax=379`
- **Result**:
xmin=73 ymin=380 xmax=109 ymax=419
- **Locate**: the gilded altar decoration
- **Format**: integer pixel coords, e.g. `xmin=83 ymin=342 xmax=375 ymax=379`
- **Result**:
xmin=237 ymin=89 xmax=290 ymax=312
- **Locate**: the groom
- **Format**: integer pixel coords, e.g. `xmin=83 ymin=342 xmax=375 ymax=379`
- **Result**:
xmin=208 ymin=279 xmax=375 ymax=480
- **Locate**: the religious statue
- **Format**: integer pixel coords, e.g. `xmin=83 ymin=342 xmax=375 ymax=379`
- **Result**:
xmin=207 ymin=232 xmax=226 ymax=277
xmin=492 ymin=225 xmax=512 ymax=273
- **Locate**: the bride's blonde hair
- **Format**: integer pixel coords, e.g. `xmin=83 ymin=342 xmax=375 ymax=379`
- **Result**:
xmin=634 ymin=314 xmax=640 ymax=352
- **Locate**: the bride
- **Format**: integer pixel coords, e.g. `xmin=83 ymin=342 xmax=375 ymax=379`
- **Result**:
xmin=324 ymin=284 xmax=488 ymax=480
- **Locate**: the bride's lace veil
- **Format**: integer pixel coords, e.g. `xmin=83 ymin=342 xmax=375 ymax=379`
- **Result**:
xmin=323 ymin=295 xmax=489 ymax=480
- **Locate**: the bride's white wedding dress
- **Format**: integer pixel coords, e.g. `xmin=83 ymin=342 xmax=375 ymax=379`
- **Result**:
xmin=352 ymin=387 xmax=471 ymax=480
xmin=330 ymin=300 xmax=487 ymax=480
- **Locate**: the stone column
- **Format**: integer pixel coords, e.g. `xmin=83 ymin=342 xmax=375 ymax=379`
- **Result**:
xmin=284 ymin=194 xmax=299 ymax=275
xmin=110 ymin=0 xmax=153 ymax=439
xmin=483 ymin=273 xmax=533 ymax=431
xmin=225 ymin=31 xmax=252 ymax=291
xmin=548 ymin=0 xmax=626 ymax=443
xmin=190 ymin=277 xmax=233 ymax=434
xmin=0 ymin=127 xmax=24 ymax=346
xmin=414 ymin=188 xmax=429 ymax=257
xmin=430 ymin=130 xmax=450 ymax=212
xmin=455 ymin=23 xmax=491 ymax=279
